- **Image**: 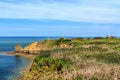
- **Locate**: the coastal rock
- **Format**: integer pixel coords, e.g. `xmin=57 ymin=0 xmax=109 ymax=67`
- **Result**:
xmin=23 ymin=42 xmax=42 ymax=54
xmin=15 ymin=39 xmax=74 ymax=55
xmin=15 ymin=44 xmax=23 ymax=52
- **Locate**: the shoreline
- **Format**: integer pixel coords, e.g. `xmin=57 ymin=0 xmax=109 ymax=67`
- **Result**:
xmin=2 ymin=51 xmax=36 ymax=80
xmin=14 ymin=53 xmax=36 ymax=59
xmin=0 ymin=51 xmax=37 ymax=80
xmin=15 ymin=53 xmax=36 ymax=80
xmin=2 ymin=51 xmax=36 ymax=59
xmin=18 ymin=59 xmax=33 ymax=80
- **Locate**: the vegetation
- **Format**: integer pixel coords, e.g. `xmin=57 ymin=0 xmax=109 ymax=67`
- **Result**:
xmin=22 ymin=37 xmax=120 ymax=80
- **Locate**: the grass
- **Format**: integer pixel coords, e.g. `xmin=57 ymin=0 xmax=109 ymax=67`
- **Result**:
xmin=22 ymin=38 xmax=120 ymax=80
xmin=84 ymin=52 xmax=120 ymax=64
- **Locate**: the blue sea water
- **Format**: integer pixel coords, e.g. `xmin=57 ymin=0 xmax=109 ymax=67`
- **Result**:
xmin=0 ymin=37 xmax=58 ymax=80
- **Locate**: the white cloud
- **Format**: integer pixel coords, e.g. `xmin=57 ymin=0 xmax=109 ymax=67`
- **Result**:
xmin=0 ymin=0 xmax=120 ymax=24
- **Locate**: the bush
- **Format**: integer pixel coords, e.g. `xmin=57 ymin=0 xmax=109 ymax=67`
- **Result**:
xmin=114 ymin=47 xmax=120 ymax=51
xmin=32 ymin=57 xmax=69 ymax=73
xmin=72 ymin=38 xmax=84 ymax=40
xmin=89 ymin=42 xmax=107 ymax=45
xmin=93 ymin=37 xmax=103 ymax=39
xmin=56 ymin=38 xmax=72 ymax=45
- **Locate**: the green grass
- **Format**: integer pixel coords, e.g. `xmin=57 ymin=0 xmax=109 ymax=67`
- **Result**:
xmin=22 ymin=38 xmax=120 ymax=80
xmin=84 ymin=52 xmax=120 ymax=64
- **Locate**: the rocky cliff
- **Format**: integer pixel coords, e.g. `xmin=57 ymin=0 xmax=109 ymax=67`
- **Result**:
xmin=15 ymin=42 xmax=42 ymax=54
xmin=24 ymin=42 xmax=42 ymax=53
xmin=15 ymin=38 xmax=74 ymax=55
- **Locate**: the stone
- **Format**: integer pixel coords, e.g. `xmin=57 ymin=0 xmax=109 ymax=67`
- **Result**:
xmin=23 ymin=42 xmax=42 ymax=54
xmin=15 ymin=44 xmax=23 ymax=52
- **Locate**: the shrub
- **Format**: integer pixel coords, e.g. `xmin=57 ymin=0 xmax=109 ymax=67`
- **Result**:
xmin=93 ymin=37 xmax=103 ymax=39
xmin=89 ymin=41 xmax=107 ymax=45
xmin=72 ymin=38 xmax=84 ymax=41
xmin=114 ymin=47 xmax=120 ymax=51
xmin=32 ymin=57 xmax=69 ymax=73
xmin=56 ymin=38 xmax=72 ymax=45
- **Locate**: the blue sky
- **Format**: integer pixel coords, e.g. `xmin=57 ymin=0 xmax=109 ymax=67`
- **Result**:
xmin=0 ymin=0 xmax=120 ymax=37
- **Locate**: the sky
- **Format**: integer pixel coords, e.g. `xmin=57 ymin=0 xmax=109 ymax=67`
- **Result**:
xmin=0 ymin=0 xmax=120 ymax=37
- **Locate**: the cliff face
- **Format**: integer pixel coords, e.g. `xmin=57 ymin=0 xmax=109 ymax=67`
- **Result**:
xmin=15 ymin=38 xmax=74 ymax=54
xmin=15 ymin=42 xmax=42 ymax=54
xmin=24 ymin=42 xmax=42 ymax=53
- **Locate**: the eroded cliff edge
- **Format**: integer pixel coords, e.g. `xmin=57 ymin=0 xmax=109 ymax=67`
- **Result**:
xmin=15 ymin=38 xmax=74 ymax=55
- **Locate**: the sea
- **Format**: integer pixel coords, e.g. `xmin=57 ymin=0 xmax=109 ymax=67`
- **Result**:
xmin=0 ymin=37 xmax=59 ymax=80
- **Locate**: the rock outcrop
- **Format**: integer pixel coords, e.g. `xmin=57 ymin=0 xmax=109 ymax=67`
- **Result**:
xmin=15 ymin=44 xmax=23 ymax=52
xmin=14 ymin=38 xmax=74 ymax=55
xmin=23 ymin=42 xmax=42 ymax=54
xmin=14 ymin=42 xmax=43 ymax=54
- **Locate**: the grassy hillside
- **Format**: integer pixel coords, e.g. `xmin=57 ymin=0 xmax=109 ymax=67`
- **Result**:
xmin=22 ymin=38 xmax=120 ymax=80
